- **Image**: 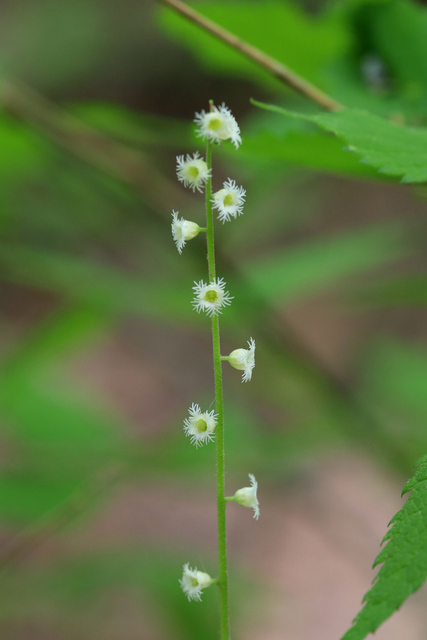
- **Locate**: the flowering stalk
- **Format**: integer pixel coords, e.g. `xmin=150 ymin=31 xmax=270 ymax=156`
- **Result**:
xmin=174 ymin=102 xmax=257 ymax=640
xmin=205 ymin=135 xmax=230 ymax=639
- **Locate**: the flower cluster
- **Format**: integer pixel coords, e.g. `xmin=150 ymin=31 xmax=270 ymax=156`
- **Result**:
xmin=170 ymin=104 xmax=245 ymax=252
xmin=171 ymin=103 xmax=259 ymax=603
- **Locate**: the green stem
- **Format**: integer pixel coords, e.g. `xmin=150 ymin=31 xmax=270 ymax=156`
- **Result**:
xmin=205 ymin=139 xmax=230 ymax=640
xmin=205 ymin=141 xmax=215 ymax=282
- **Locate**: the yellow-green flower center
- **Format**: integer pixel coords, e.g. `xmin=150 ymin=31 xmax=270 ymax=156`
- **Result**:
xmin=191 ymin=577 xmax=199 ymax=587
xmin=223 ymin=194 xmax=233 ymax=206
xmin=188 ymin=165 xmax=199 ymax=178
xmin=205 ymin=289 xmax=218 ymax=303
xmin=208 ymin=117 xmax=222 ymax=131
xmin=196 ymin=418 xmax=208 ymax=433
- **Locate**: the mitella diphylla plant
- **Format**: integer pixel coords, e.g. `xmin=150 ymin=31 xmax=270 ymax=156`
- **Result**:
xmin=170 ymin=102 xmax=257 ymax=639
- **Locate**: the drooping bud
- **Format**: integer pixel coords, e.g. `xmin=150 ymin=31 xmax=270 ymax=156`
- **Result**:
xmin=226 ymin=338 xmax=256 ymax=382
xmin=171 ymin=210 xmax=202 ymax=254
xmin=232 ymin=474 xmax=260 ymax=520
xmin=180 ymin=563 xmax=213 ymax=601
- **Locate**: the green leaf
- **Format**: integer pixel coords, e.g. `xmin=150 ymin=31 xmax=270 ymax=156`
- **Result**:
xmin=340 ymin=453 xmax=427 ymax=640
xmin=0 ymin=307 xmax=115 ymax=448
xmin=358 ymin=339 xmax=427 ymax=461
xmin=241 ymin=223 xmax=407 ymax=304
xmin=0 ymin=308 xmax=119 ymax=452
xmin=2 ymin=306 xmax=109 ymax=374
xmin=0 ymin=472 xmax=78 ymax=522
xmin=0 ymin=113 xmax=48 ymax=182
xmin=71 ymin=102 xmax=193 ymax=148
xmin=252 ymin=100 xmax=427 ymax=182
xmin=241 ymin=128 xmax=381 ymax=179
xmin=0 ymin=307 xmax=126 ymax=523
xmin=0 ymin=243 xmax=194 ymax=324
xmin=0 ymin=378 xmax=121 ymax=451
xmin=351 ymin=274 xmax=427 ymax=307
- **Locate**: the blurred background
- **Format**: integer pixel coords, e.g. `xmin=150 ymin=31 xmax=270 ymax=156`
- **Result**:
xmin=1 ymin=0 xmax=427 ymax=638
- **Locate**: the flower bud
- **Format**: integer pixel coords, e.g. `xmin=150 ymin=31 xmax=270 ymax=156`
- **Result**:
xmin=233 ymin=474 xmax=259 ymax=520
xmin=180 ymin=563 xmax=213 ymax=601
xmin=226 ymin=338 xmax=256 ymax=382
xmin=171 ymin=210 xmax=202 ymax=254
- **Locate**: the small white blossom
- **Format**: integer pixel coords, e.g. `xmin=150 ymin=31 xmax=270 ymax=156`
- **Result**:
xmin=176 ymin=152 xmax=211 ymax=192
xmin=192 ymin=277 xmax=233 ymax=317
xmin=171 ymin=210 xmax=201 ymax=254
xmin=194 ymin=103 xmax=241 ymax=149
xmin=233 ymin=474 xmax=260 ymax=520
xmin=227 ymin=338 xmax=255 ymax=382
xmin=180 ymin=563 xmax=213 ymax=601
xmin=212 ymin=179 xmax=246 ymax=223
xmin=183 ymin=403 xmax=217 ymax=447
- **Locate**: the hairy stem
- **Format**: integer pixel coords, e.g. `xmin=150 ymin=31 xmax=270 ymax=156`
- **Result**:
xmin=205 ymin=139 xmax=230 ymax=639
xmin=206 ymin=142 xmax=216 ymax=281
xmin=158 ymin=0 xmax=344 ymax=112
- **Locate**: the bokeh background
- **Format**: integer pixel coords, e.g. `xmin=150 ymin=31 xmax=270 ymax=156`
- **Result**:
xmin=1 ymin=0 xmax=427 ymax=638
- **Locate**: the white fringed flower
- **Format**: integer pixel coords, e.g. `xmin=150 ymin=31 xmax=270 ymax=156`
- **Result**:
xmin=176 ymin=152 xmax=211 ymax=192
xmin=183 ymin=403 xmax=217 ymax=447
xmin=226 ymin=338 xmax=256 ymax=382
xmin=194 ymin=103 xmax=241 ymax=149
xmin=180 ymin=563 xmax=213 ymax=601
xmin=171 ymin=210 xmax=201 ymax=254
xmin=233 ymin=474 xmax=260 ymax=520
xmin=192 ymin=277 xmax=233 ymax=317
xmin=212 ymin=179 xmax=246 ymax=223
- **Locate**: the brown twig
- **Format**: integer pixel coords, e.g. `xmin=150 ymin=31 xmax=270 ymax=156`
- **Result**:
xmin=158 ymin=0 xmax=344 ymax=112
xmin=0 ymin=467 xmax=121 ymax=573
xmin=0 ymin=80 xmax=185 ymax=214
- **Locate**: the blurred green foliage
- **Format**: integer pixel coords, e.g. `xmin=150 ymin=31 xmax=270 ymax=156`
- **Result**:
xmin=1 ymin=0 xmax=427 ymax=638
